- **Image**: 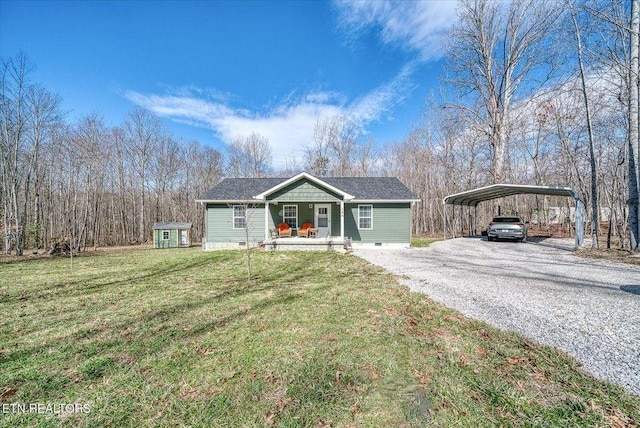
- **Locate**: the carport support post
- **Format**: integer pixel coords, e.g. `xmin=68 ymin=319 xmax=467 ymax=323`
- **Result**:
xmin=443 ymin=201 xmax=447 ymax=240
xmin=575 ymin=198 xmax=585 ymax=248
xmin=453 ymin=206 xmax=456 ymax=238
xmin=474 ymin=204 xmax=478 ymax=236
xmin=453 ymin=206 xmax=457 ymax=238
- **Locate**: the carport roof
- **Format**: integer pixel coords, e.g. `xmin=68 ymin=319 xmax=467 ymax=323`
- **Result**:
xmin=443 ymin=184 xmax=579 ymax=207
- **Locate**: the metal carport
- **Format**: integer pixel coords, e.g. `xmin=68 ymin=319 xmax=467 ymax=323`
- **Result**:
xmin=443 ymin=184 xmax=585 ymax=248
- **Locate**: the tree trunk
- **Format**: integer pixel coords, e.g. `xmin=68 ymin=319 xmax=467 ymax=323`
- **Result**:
xmin=629 ymin=0 xmax=640 ymax=250
xmin=139 ymin=161 xmax=146 ymax=244
xmin=571 ymin=7 xmax=599 ymax=249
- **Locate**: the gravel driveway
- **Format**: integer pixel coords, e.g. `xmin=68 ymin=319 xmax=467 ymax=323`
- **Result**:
xmin=354 ymin=237 xmax=640 ymax=396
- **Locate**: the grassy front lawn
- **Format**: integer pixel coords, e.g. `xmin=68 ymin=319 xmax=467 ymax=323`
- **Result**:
xmin=1 ymin=248 xmax=638 ymax=427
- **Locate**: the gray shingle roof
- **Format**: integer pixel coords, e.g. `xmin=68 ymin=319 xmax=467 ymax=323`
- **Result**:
xmin=322 ymin=177 xmax=417 ymax=200
xmin=198 ymin=178 xmax=285 ymax=201
xmin=198 ymin=175 xmax=418 ymax=201
xmin=152 ymin=222 xmax=192 ymax=230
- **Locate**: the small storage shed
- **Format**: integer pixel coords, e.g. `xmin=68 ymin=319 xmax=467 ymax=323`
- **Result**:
xmin=152 ymin=222 xmax=192 ymax=248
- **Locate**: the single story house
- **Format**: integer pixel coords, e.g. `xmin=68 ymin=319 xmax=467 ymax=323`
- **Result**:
xmin=152 ymin=222 xmax=192 ymax=248
xmin=196 ymin=172 xmax=419 ymax=250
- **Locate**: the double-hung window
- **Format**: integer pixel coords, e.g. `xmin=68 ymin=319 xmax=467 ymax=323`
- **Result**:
xmin=283 ymin=205 xmax=298 ymax=229
xmin=358 ymin=205 xmax=373 ymax=229
xmin=162 ymin=231 xmax=170 ymax=240
xmin=233 ymin=205 xmax=246 ymax=229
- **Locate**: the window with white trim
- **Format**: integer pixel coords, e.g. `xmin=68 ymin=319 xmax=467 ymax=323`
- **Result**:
xmin=233 ymin=205 xmax=246 ymax=229
xmin=162 ymin=231 xmax=170 ymax=240
xmin=283 ymin=205 xmax=298 ymax=229
xmin=358 ymin=205 xmax=373 ymax=229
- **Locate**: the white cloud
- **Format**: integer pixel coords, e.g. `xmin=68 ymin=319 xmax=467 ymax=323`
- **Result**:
xmin=123 ymin=64 xmax=418 ymax=168
xmin=124 ymin=89 xmax=341 ymax=167
xmin=350 ymin=60 xmax=419 ymax=123
xmin=335 ymin=0 xmax=460 ymax=62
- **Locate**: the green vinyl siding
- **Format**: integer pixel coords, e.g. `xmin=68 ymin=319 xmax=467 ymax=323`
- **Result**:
xmin=268 ymin=179 xmax=341 ymax=202
xmin=154 ymin=229 xmax=178 ymax=248
xmin=206 ymin=204 xmax=265 ymax=244
xmin=344 ymin=203 xmax=411 ymax=244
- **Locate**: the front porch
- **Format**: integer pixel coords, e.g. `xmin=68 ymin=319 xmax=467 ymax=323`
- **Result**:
xmin=264 ymin=236 xmax=346 ymax=251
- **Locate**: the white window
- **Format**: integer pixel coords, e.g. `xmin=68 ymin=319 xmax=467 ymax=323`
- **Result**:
xmin=233 ymin=205 xmax=246 ymax=229
xmin=358 ymin=205 xmax=373 ymax=229
xmin=283 ymin=205 xmax=298 ymax=229
xmin=162 ymin=231 xmax=170 ymax=240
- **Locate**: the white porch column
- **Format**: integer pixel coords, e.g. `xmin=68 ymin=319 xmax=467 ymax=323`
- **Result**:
xmin=264 ymin=201 xmax=269 ymax=241
xmin=340 ymin=200 xmax=345 ymax=240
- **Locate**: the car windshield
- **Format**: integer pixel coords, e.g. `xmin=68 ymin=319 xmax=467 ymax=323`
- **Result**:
xmin=492 ymin=217 xmax=521 ymax=223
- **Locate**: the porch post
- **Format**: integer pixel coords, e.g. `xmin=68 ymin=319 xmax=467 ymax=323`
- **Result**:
xmin=264 ymin=201 xmax=269 ymax=242
xmin=340 ymin=200 xmax=345 ymax=240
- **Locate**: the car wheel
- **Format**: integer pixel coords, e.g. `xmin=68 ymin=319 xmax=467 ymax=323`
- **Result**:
xmin=487 ymin=236 xmax=493 ymax=241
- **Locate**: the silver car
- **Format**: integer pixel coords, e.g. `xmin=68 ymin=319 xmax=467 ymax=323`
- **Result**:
xmin=487 ymin=216 xmax=527 ymax=242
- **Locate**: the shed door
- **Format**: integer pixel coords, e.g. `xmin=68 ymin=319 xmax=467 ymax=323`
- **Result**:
xmin=315 ymin=204 xmax=331 ymax=238
xmin=180 ymin=230 xmax=188 ymax=246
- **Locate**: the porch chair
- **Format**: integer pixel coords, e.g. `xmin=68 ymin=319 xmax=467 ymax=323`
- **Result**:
xmin=277 ymin=222 xmax=292 ymax=238
xmin=297 ymin=222 xmax=316 ymax=238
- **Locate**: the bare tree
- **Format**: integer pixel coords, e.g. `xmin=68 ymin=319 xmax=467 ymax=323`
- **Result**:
xmin=446 ymin=0 xmax=562 ymax=183
xmin=224 ymin=132 xmax=272 ymax=280
xmin=630 ymin=0 xmax=640 ymax=250
xmin=0 ymin=53 xmax=32 ymax=254
xmin=186 ymin=142 xmax=224 ymax=239
xmin=570 ymin=2 xmax=600 ymax=248
xmin=71 ymin=113 xmax=110 ymax=250
xmin=304 ymin=116 xmax=370 ymax=177
xmin=328 ymin=117 xmax=360 ymax=176
xmin=0 ymin=53 xmax=62 ymax=254
xmin=151 ymin=136 xmax=180 ymax=223
xmin=123 ymin=107 xmax=167 ymax=243
xmin=227 ymin=132 xmax=272 ymax=178
xmin=305 ymin=118 xmax=332 ymax=176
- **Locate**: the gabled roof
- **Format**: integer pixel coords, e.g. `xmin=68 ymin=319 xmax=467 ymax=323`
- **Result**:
xmin=152 ymin=222 xmax=192 ymax=229
xmin=254 ymin=172 xmax=355 ymax=200
xmin=444 ymin=184 xmax=579 ymax=207
xmin=196 ymin=173 xmax=419 ymax=202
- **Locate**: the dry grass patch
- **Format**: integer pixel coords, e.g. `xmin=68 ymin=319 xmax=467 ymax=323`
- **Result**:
xmin=575 ymin=247 xmax=640 ymax=266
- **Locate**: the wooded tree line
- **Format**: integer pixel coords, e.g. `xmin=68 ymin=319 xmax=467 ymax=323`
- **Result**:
xmin=1 ymin=54 xmax=226 ymax=254
xmin=2 ymin=0 xmax=639 ymax=254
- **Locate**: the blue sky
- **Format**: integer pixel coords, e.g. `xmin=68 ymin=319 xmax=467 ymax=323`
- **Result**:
xmin=1 ymin=0 xmax=459 ymax=167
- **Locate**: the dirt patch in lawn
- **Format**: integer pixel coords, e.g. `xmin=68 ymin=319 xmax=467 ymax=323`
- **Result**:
xmin=575 ymin=248 xmax=640 ymax=266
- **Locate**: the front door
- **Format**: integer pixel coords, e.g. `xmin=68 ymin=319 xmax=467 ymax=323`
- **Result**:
xmin=315 ymin=204 xmax=331 ymax=238
xmin=180 ymin=230 xmax=188 ymax=246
